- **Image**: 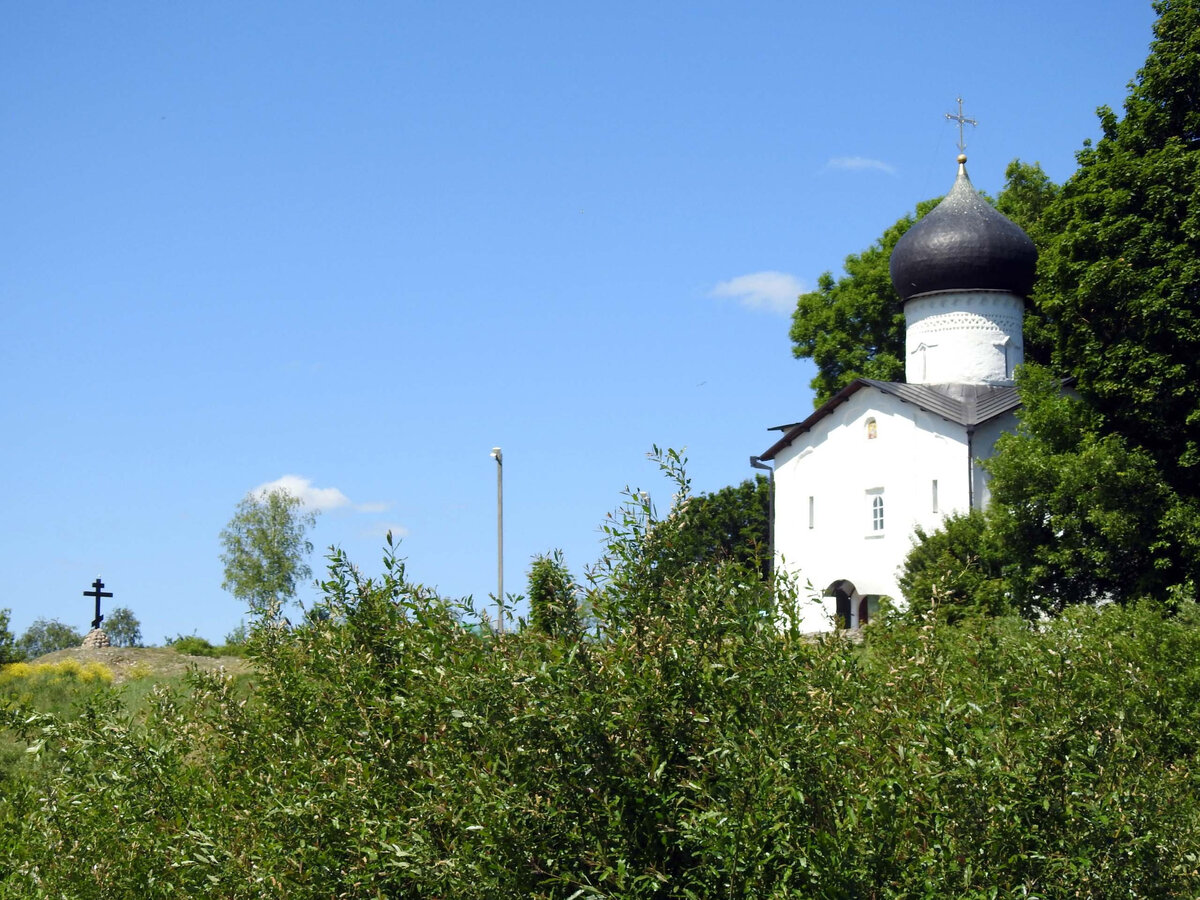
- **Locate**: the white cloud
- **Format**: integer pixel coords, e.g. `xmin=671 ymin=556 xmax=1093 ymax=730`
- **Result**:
xmin=826 ymin=156 xmax=897 ymax=175
xmin=710 ymin=271 xmax=805 ymax=315
xmin=251 ymin=475 xmax=388 ymax=514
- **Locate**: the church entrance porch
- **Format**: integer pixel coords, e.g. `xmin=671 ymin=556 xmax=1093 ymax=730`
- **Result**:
xmin=824 ymin=580 xmax=881 ymax=629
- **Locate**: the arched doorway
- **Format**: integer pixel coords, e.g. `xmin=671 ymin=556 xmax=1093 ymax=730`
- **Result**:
xmin=825 ymin=580 xmax=858 ymax=630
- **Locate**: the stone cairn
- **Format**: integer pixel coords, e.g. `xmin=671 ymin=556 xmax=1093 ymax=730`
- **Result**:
xmin=80 ymin=628 xmax=111 ymax=649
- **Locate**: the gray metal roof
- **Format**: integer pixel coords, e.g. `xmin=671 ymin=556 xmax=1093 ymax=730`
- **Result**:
xmin=759 ymin=379 xmax=1021 ymax=461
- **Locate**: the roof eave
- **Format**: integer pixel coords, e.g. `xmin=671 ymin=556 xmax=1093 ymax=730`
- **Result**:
xmin=758 ymin=380 xmax=869 ymax=461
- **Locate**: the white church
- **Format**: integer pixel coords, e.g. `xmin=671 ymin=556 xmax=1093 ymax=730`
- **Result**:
xmin=758 ymin=153 xmax=1038 ymax=632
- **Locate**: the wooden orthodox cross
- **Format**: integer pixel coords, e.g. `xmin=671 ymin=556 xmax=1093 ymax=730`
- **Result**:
xmin=945 ymin=97 xmax=977 ymax=152
xmin=83 ymin=577 xmax=112 ymax=630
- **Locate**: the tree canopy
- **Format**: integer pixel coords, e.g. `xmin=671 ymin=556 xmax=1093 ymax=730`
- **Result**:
xmin=526 ymin=550 xmax=579 ymax=638
xmin=219 ymin=488 xmax=318 ymax=618
xmin=790 ymin=162 xmax=1058 ymax=405
xmin=1036 ymin=0 xmax=1200 ymax=501
xmin=16 ymin=619 xmax=82 ymax=659
xmin=0 ymin=609 xmax=17 ymax=665
xmin=646 ymin=475 xmax=771 ymax=580
xmin=5 ymin=520 xmax=1200 ymax=896
xmin=902 ymin=366 xmax=1200 ymax=620
xmin=103 ymin=607 xmax=143 ymax=648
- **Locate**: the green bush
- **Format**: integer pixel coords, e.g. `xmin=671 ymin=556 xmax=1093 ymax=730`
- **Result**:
xmin=166 ymin=633 xmax=222 ymax=657
xmin=1 ymin=464 xmax=1199 ymax=897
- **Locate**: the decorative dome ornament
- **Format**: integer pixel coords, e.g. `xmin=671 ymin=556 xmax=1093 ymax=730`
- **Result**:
xmin=889 ymin=153 xmax=1038 ymax=301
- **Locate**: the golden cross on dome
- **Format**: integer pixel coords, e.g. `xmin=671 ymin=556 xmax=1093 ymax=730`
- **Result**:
xmin=945 ymin=97 xmax=977 ymax=153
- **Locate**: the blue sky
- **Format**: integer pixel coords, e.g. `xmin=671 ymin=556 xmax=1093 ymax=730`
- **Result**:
xmin=1 ymin=1 xmax=1158 ymax=643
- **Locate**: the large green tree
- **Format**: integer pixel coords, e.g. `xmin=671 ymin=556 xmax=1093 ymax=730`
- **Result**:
xmin=647 ymin=475 xmax=771 ymax=580
xmin=17 ymin=618 xmax=83 ymax=659
xmin=1037 ymin=0 xmax=1200 ymax=500
xmin=791 ymin=161 xmax=1058 ymax=405
xmin=901 ymin=366 xmax=1200 ymax=619
xmin=0 ymin=609 xmax=18 ymax=664
xmin=103 ymin=606 xmax=143 ymax=648
xmin=901 ymin=2 xmax=1200 ymax=617
xmin=986 ymin=366 xmax=1199 ymax=614
xmin=219 ymin=489 xmax=318 ymax=618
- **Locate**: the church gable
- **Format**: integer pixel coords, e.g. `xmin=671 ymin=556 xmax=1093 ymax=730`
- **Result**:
xmin=771 ymin=386 xmax=974 ymax=629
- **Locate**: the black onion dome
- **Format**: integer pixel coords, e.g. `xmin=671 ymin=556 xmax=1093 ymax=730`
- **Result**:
xmin=889 ymin=157 xmax=1037 ymax=301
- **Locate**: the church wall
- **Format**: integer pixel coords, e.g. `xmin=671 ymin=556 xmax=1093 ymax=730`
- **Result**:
xmin=773 ymin=388 xmax=972 ymax=631
xmin=970 ymin=409 xmax=1019 ymax=509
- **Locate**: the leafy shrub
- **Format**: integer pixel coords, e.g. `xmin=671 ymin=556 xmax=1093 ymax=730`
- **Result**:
xmin=1 ymin=459 xmax=1199 ymax=897
xmin=526 ymin=550 xmax=579 ymax=637
xmin=166 ymin=633 xmax=221 ymax=657
xmin=899 ymin=509 xmax=1012 ymax=622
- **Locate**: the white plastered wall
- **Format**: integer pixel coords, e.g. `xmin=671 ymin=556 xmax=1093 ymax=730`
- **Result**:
xmin=970 ymin=410 xmax=1019 ymax=510
xmin=773 ymin=388 xmax=973 ymax=632
xmin=905 ymin=291 xmax=1025 ymax=386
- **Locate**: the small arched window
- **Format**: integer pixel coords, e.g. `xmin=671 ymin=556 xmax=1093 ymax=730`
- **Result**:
xmin=866 ymin=417 xmax=878 ymax=440
xmin=871 ymin=494 xmax=885 ymax=532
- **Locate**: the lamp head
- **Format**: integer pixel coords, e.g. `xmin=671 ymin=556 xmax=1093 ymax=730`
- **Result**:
xmin=490 ymin=447 xmax=502 ymax=462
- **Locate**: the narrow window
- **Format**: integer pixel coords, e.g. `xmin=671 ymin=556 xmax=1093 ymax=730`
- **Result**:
xmin=871 ymin=494 xmax=885 ymax=532
xmin=808 ymin=496 xmax=814 ymax=529
xmin=931 ymin=479 xmax=939 ymax=514
xmin=866 ymin=417 xmax=878 ymax=440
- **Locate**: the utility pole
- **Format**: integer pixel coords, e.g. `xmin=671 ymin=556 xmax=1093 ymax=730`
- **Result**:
xmin=490 ymin=447 xmax=504 ymax=634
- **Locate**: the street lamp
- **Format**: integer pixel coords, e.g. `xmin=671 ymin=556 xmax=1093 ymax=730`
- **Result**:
xmin=490 ymin=447 xmax=504 ymax=634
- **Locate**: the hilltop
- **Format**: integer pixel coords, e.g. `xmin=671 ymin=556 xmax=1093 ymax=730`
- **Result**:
xmin=31 ymin=645 xmax=252 ymax=684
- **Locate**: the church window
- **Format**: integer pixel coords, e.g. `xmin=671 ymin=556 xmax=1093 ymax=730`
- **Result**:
xmin=932 ymin=479 xmax=939 ymax=513
xmin=808 ymin=496 xmax=814 ymax=529
xmin=865 ymin=417 xmax=878 ymax=440
xmin=866 ymin=488 xmax=885 ymax=535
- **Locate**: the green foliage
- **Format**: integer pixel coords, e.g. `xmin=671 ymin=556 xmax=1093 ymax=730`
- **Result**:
xmin=902 ymin=366 xmax=1200 ymax=618
xmin=986 ymin=365 xmax=1200 ymax=615
xmin=899 ymin=509 xmax=1012 ymax=623
xmin=1037 ymin=0 xmax=1200 ymax=500
xmin=994 ymin=157 xmax=1062 ymax=233
xmin=791 ymin=161 xmax=1058 ymax=405
xmin=0 ymin=660 xmax=117 ymax=801
xmin=0 ymin=610 xmax=17 ymax=665
xmin=219 ymin=488 xmax=318 ymax=618
xmin=5 ymin=503 xmax=1200 ymax=896
xmin=16 ymin=618 xmax=82 ymax=659
xmin=995 ymin=158 xmax=1061 ymax=358
xmin=645 ymin=473 xmax=772 ymax=580
xmin=899 ymin=2 xmax=1200 ymax=616
xmin=166 ymin=633 xmax=222 ymax=657
xmin=526 ymin=550 xmax=579 ymax=638
xmin=103 ymin=606 xmax=142 ymax=647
